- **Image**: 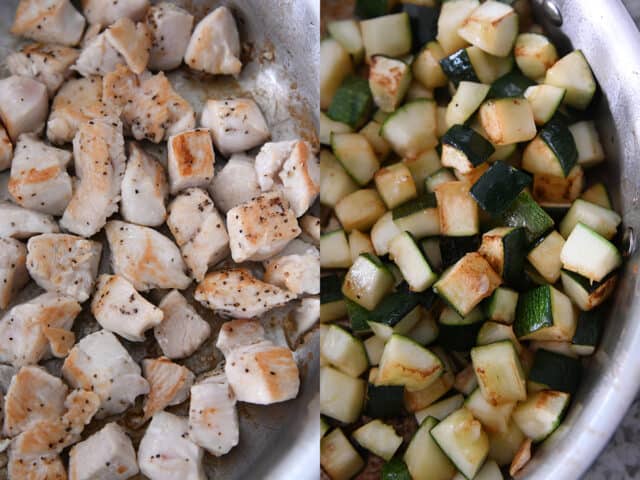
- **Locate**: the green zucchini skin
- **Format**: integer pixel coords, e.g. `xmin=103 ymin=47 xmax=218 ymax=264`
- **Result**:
xmin=321 ymin=274 xmax=345 ymax=304
xmin=365 ymin=383 xmax=406 ymax=418
xmin=470 ymin=161 xmax=533 ymax=216
xmin=440 ymin=49 xmax=480 ymax=86
xmin=514 ymin=285 xmax=553 ymax=338
xmin=392 ymin=192 xmax=437 ymax=220
xmin=355 ymin=0 xmax=395 ymax=19
xmin=381 ymin=458 xmax=412 ymax=480
xmin=528 ymin=349 xmax=582 ymax=395
xmin=573 ymin=307 xmax=603 ymax=350
xmin=489 ymin=71 xmax=536 ymax=98
xmin=539 ymin=118 xmax=579 ymax=176
xmin=502 ymin=227 xmax=527 ymax=288
xmin=402 ymin=4 xmax=438 ymax=50
xmin=440 ymin=235 xmax=480 ymax=269
xmin=500 ymin=191 xmax=555 ymax=244
xmin=442 ymin=124 xmax=495 ymax=167
xmin=438 ymin=322 xmax=484 ymax=351
xmin=327 ymin=76 xmax=374 ymax=129
xmin=346 ymin=298 xmax=373 ymax=334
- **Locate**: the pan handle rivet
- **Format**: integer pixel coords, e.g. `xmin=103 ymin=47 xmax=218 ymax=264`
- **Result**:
xmin=622 ymin=227 xmax=636 ymax=257
xmin=541 ymin=0 xmax=563 ymax=26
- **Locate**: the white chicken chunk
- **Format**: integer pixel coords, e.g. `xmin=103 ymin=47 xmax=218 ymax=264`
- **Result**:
xmin=62 ymin=330 xmax=150 ymax=418
xmin=105 ymin=220 xmax=191 ymax=291
xmin=188 ymin=373 xmax=239 ymax=456
xmin=0 ymin=293 xmax=80 ymax=367
xmin=0 ymin=201 xmax=59 ymax=239
xmin=8 ymin=134 xmax=73 ymax=215
xmin=91 ymin=274 xmax=164 ymax=342
xmin=194 ymin=268 xmax=293 ymax=318
xmin=11 ymin=0 xmax=86 ymax=47
xmin=26 ymin=233 xmax=102 ymax=302
xmin=294 ymin=297 xmax=320 ymax=338
xmin=103 ymin=65 xmax=196 ymax=143
xmin=0 ymin=76 xmax=48 ymax=142
xmin=225 ymin=340 xmax=300 ymax=405
xmin=226 ymin=191 xmax=301 ymax=262
xmin=263 ymin=250 xmax=320 ymax=296
xmin=82 ymin=0 xmax=149 ymax=25
xmin=0 ymin=238 xmax=29 ymax=309
xmin=121 ymin=143 xmax=168 ymax=227
xmin=216 ymin=319 xmax=265 ymax=357
xmin=46 ymin=76 xmax=103 ymax=145
xmin=255 ymin=140 xmax=296 ymax=191
xmin=3 ymin=366 xmax=68 ymax=437
xmin=184 ymin=6 xmax=242 ymax=76
xmin=9 ymin=452 xmax=66 ymax=480
xmin=155 ymin=290 xmax=211 ymax=360
xmin=142 ymin=357 xmax=194 ymax=421
xmin=60 ymin=117 xmax=126 ymax=237
xmin=139 ymin=411 xmax=205 ymax=480
xmin=209 ymin=153 xmax=261 ymax=213
xmin=167 ymin=188 xmax=229 ymax=281
xmin=146 ymin=3 xmax=194 ymax=71
xmin=68 ymin=422 xmax=139 ymax=480
xmin=167 ymin=129 xmax=215 ymax=194
xmin=300 ymin=214 xmax=320 ymax=245
xmin=0 ymin=125 xmax=13 ymax=172
xmin=7 ymin=43 xmax=79 ymax=96
xmin=201 ymin=98 xmax=270 ymax=156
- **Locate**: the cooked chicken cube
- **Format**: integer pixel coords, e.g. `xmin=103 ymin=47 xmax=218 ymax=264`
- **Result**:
xmin=184 ymin=6 xmax=242 ymax=76
xmin=73 ymin=32 xmax=125 ymax=77
xmin=44 ymin=326 xmax=75 ymax=357
xmin=4 ymin=366 xmax=68 ymax=437
xmin=26 ymin=233 xmax=102 ymax=302
xmin=11 ymin=0 xmax=86 ymax=47
xmin=0 ymin=125 xmax=13 ymax=172
xmin=105 ymin=220 xmax=191 ymax=291
xmin=216 ymin=319 xmax=266 ymax=357
xmin=226 ymin=191 xmax=301 ymax=262
xmin=7 ymin=43 xmax=79 ymax=96
xmin=63 ymin=330 xmax=150 ymax=417
xmin=47 ymin=76 xmax=103 ymax=145
xmin=225 ymin=340 xmax=300 ymax=405
xmin=61 ymin=117 xmax=126 ymax=237
xmin=263 ymin=250 xmax=320 ymax=296
xmin=0 ymin=76 xmax=48 ymax=141
xmin=294 ymin=297 xmax=320 ymax=338
xmin=278 ymin=238 xmax=320 ymax=257
xmin=142 ymin=357 xmax=194 ymax=421
xmin=0 ymin=238 xmax=29 ymax=309
xmin=103 ymin=65 xmax=196 ymax=143
xmin=300 ymin=214 xmax=320 ymax=245
xmin=68 ymin=422 xmax=139 ymax=480
xmin=8 ymin=134 xmax=73 ymax=215
xmin=9 ymin=452 xmax=66 ymax=480
xmin=209 ymin=153 xmax=261 ymax=213
xmin=201 ymin=98 xmax=270 ymax=156
xmin=167 ymin=188 xmax=229 ymax=281
xmin=146 ymin=3 xmax=194 ymax=71
xmin=139 ymin=411 xmax=205 ymax=480
xmin=82 ymin=0 xmax=149 ymax=25
xmin=121 ymin=143 xmax=168 ymax=227
xmin=0 ymin=293 xmax=80 ymax=367
xmin=194 ymin=268 xmax=293 ymax=317
xmin=167 ymin=129 xmax=215 ymax=194
xmin=255 ymin=141 xmax=296 ymax=191
xmin=0 ymin=201 xmax=59 ymax=239
xmin=155 ymin=290 xmax=211 ymax=360
xmin=188 ymin=373 xmax=239 ymax=456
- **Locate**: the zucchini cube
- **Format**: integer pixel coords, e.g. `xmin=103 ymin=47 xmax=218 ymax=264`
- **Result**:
xmin=465 ymin=388 xmax=516 ymax=434
xmin=389 ymin=232 xmax=438 ymax=292
xmin=320 ymin=112 xmax=353 ymax=146
xmin=532 ymin=165 xmax=584 ymax=204
xmin=374 ymin=162 xmax=417 ymax=209
xmin=514 ymin=33 xmax=558 ymax=79
xmin=342 ymin=253 xmax=394 ymax=310
xmin=415 ymin=395 xmax=465 ymax=425
xmin=458 ymin=1 xmax=519 ymax=57
xmin=327 ymin=19 xmax=364 ymax=64
xmin=404 ymin=416 xmax=456 ymax=480
xmin=404 ymin=371 xmax=455 ymax=413
xmin=320 ymin=230 xmax=351 ymax=269
xmin=352 ymin=420 xmax=403 ymax=461
xmin=320 ymin=38 xmax=353 ymax=110
xmin=569 ymin=120 xmax=605 ymax=167
xmin=381 ymin=99 xmax=438 ymax=158
xmin=514 ymin=284 xmax=577 ymax=341
xmin=434 ymin=181 xmax=479 ymax=237
xmin=441 ymin=125 xmax=495 ymax=174
xmin=527 ymin=230 xmax=565 ymax=283
xmin=335 ymin=189 xmax=387 ymax=232
xmin=487 ymin=421 xmax=526 ymax=467
xmin=348 ymin=230 xmax=374 ymax=263
xmin=439 ymin=48 xmax=480 ymax=86
xmin=470 ymin=161 xmax=532 ymax=216
xmin=488 ymin=71 xmax=536 ymax=99
xmin=403 ymin=149 xmax=442 ymax=194
xmin=560 ymin=222 xmax=622 ymax=281
xmin=561 ymin=269 xmax=617 ymax=311
xmin=320 ymin=275 xmax=347 ymax=323
xmin=332 ymin=132 xmax=380 ymax=186
xmin=545 ymin=50 xmax=596 ymax=110
xmin=445 ymin=81 xmax=491 ymax=128
xmin=524 ymin=84 xmax=566 ymax=125
xmin=528 ymin=348 xmax=582 ymax=394
xmin=471 ymin=340 xmax=527 ymax=404
xmin=320 ymin=366 xmax=366 ymax=423
xmin=371 ymin=211 xmax=402 ymax=256
xmin=572 ymin=308 xmax=603 ymax=355
xmin=321 ymin=428 xmax=365 ymax=480
xmin=361 ymin=12 xmax=412 ymax=61
xmin=392 ymin=193 xmax=441 ymax=239
xmin=437 ymin=0 xmax=480 ymax=55
xmin=559 ymin=199 xmax=621 ymax=240
xmin=321 ymin=325 xmax=369 ymax=378
xmin=499 ymin=191 xmax=555 ymax=245
xmin=580 ymin=183 xmax=612 ymax=209
xmin=484 ymin=287 xmax=519 ymax=325
xmin=369 ymin=55 xmax=412 ymax=113
xmin=522 ymin=118 xmax=578 ymax=177
xmin=319 ymin=150 xmax=358 ymax=208
xmin=327 ymin=76 xmax=373 ymax=130
xmin=512 ymin=390 xmax=570 ymax=442
xmin=479 ymin=98 xmax=536 ymax=145
xmin=413 ymin=41 xmax=448 ymax=89
xmin=365 ymin=368 xmax=405 ymax=417
xmin=478 ymin=226 xmax=527 ymax=286
xmin=359 ymin=120 xmax=391 ymax=160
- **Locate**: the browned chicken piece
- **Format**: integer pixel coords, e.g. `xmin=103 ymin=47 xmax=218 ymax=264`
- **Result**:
xmin=216 ymin=319 xmax=266 ymax=357
xmin=11 ymin=0 xmax=86 ymax=47
xmin=167 ymin=129 xmax=215 ymax=194
xmin=7 ymin=43 xmax=79 ymax=97
xmin=0 ymin=76 xmax=49 ymax=142
xmin=103 ymin=65 xmax=196 ymax=143
xmin=0 ymin=238 xmax=29 ymax=310
xmin=82 ymin=0 xmax=149 ymax=25
xmin=146 ymin=3 xmax=194 ymax=71
xmin=141 ymin=357 xmax=194 ymax=421
xmin=0 ymin=124 xmax=13 ymax=172
xmin=300 ymin=214 xmax=321 ymax=245
xmin=209 ymin=153 xmax=261 ymax=214
xmin=293 ymin=297 xmax=320 ymax=339
xmin=0 ymin=201 xmax=59 ymax=239
xmin=263 ymin=248 xmax=320 ymax=296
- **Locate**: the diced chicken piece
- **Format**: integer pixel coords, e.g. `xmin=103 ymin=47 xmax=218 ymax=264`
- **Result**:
xmin=263 ymin=251 xmax=320 ymax=296
xmin=184 ymin=6 xmax=242 ymax=76
xmin=278 ymin=238 xmax=320 ymax=257
xmin=167 ymin=129 xmax=215 ymax=194
xmin=73 ymin=31 xmax=124 ymax=77
xmin=0 ymin=76 xmax=48 ymax=141
xmin=167 ymin=188 xmax=229 ymax=281
xmin=209 ymin=153 xmax=261 ymax=213
xmin=81 ymin=22 xmax=102 ymax=47
xmin=216 ymin=319 xmax=266 ymax=357
xmin=9 ymin=452 xmax=66 ymax=480
xmin=82 ymin=0 xmax=149 ymax=25
xmin=26 ymin=233 xmax=102 ymax=302
xmin=8 ymin=134 xmax=73 ymax=215
xmin=103 ymin=65 xmax=196 ymax=143
xmin=195 ymin=268 xmax=293 ymax=317
xmin=146 ymin=3 xmax=194 ymax=71
xmin=188 ymin=373 xmax=239 ymax=456
xmin=139 ymin=411 xmax=205 ymax=480
xmin=121 ymin=143 xmax=168 ymax=227
xmin=300 ymin=214 xmax=320 ymax=245
xmin=155 ymin=290 xmax=211 ymax=360
xmin=201 ymin=98 xmax=270 ymax=156
xmin=255 ymin=141 xmax=296 ymax=191
xmin=7 ymin=43 xmax=79 ymax=96
xmin=0 ymin=125 xmax=13 ymax=172
xmin=0 ymin=293 xmax=80 ymax=367
xmin=44 ymin=326 xmax=75 ymax=358
xmin=226 ymin=191 xmax=301 ymax=262
xmin=0 ymin=201 xmax=59 ymax=239
xmin=60 ymin=117 xmax=126 ymax=237
xmin=105 ymin=220 xmax=191 ymax=291
xmin=294 ymin=297 xmax=320 ymax=337
xmin=62 ymin=330 xmax=150 ymax=418
xmin=0 ymin=238 xmax=29 ymax=309
xmin=142 ymin=357 xmax=194 ymax=421
xmin=91 ymin=274 xmax=164 ymax=342
xmin=11 ymin=0 xmax=86 ymax=46
xmin=4 ymin=366 xmax=68 ymax=437
xmin=225 ymin=340 xmax=300 ymax=405
xmin=47 ymin=76 xmax=103 ymax=145
xmin=68 ymin=422 xmax=139 ymax=480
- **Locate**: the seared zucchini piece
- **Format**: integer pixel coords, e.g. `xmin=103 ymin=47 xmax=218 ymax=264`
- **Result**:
xmin=476 ymin=322 xmax=521 ymax=352
xmin=560 ymin=222 xmax=622 ymax=282
xmin=458 ymin=460 xmax=503 ymax=480
xmin=522 ymin=118 xmax=578 ymax=177
xmin=446 ymin=81 xmax=491 ymax=127
xmin=487 ymin=421 xmax=525 ymax=467
xmin=321 ymin=38 xmax=353 ymax=110
xmin=470 ymin=161 xmax=532 ymax=216
xmin=320 ymin=112 xmax=353 ymax=145
xmin=524 ymin=84 xmax=566 ymax=125
xmin=532 ymin=165 xmax=584 ymax=204
xmin=404 ymin=416 xmax=457 ymax=480
xmin=440 ymin=235 xmax=481 ymax=269
xmin=355 ymin=0 xmax=398 ymax=19
xmin=321 ymin=428 xmax=365 ymax=480
xmin=514 ymin=284 xmax=576 ymax=341
xmin=545 ymin=50 xmax=596 ymax=110
xmin=569 ymin=120 xmax=605 ymax=167
xmin=455 ymin=364 xmax=479 ymax=395
xmin=478 ymin=226 xmax=527 ymax=286
xmin=512 ymin=390 xmax=570 ymax=442
xmin=404 ymin=149 xmax=442 ymax=193
xmin=364 ymin=335 xmax=385 ymax=365
xmin=440 ymin=48 xmax=480 ymax=86
xmin=413 ymin=41 xmax=448 ymax=89
xmin=321 ymin=274 xmax=347 ymax=323
xmin=436 ymin=0 xmax=480 ymax=55
xmin=484 ymin=287 xmax=519 ymax=324
xmin=371 ymin=211 xmax=402 ymax=255
xmin=361 ymin=12 xmax=413 ymax=61
xmin=466 ymin=45 xmax=515 ymax=84
xmin=559 ymin=199 xmax=621 ymax=240
xmin=353 ymin=420 xmax=403 ymax=461
xmin=381 ymin=99 xmax=438 ymax=158
xmin=514 ymin=33 xmax=558 ymax=80
xmin=580 ymin=182 xmax=612 ymax=209
xmin=425 ymin=168 xmax=457 ymax=192
xmin=349 ymin=229 xmax=375 ymax=263
xmin=572 ymin=308 xmax=603 ymax=355
xmin=458 ymin=0 xmax=519 ymax=57
xmin=478 ymin=98 xmax=537 ymax=145
xmin=328 ymin=19 xmax=364 ymax=64
xmin=441 ymin=125 xmax=495 ymax=174
xmin=527 ymin=230 xmax=565 ymax=283
xmin=435 ymin=181 xmax=479 ymax=237
xmin=404 ymin=370 xmax=455 ymax=412
xmin=327 ymin=76 xmax=373 ymax=129
xmin=415 ymin=394 xmax=465 ymax=425
xmin=320 ymin=366 xmax=366 ymax=423
xmin=403 ymin=3 xmax=439 ymax=48
xmin=367 ymin=301 xmax=421 ymax=340
xmin=369 ymin=55 xmax=412 ymax=112
xmin=360 ymin=120 xmax=391 ymax=159
xmin=365 ymin=368 xmax=405 ymax=418
xmin=389 ymin=232 xmax=438 ymax=292
xmin=560 ymin=269 xmax=617 ymax=311
xmin=320 ymin=150 xmax=358 ymax=208
xmin=499 ymin=191 xmax=555 ymax=244
xmin=320 ymin=230 xmax=352 ymax=269
xmin=374 ymin=162 xmax=418 ymax=209
xmin=438 ymin=306 xmax=485 ymax=351
xmin=332 ymin=132 xmax=380 ymax=186
xmin=471 ymin=340 xmax=527 ymax=404
xmin=392 ymin=193 xmax=440 ymax=239
xmin=528 ymin=348 xmax=581 ymax=394
xmin=382 ymin=458 xmax=412 ymax=480
xmin=335 ymin=189 xmax=387 ymax=232
xmin=321 ymin=325 xmax=369 ymax=378
xmin=343 ymin=253 xmax=395 ymax=310
xmin=466 ymin=388 xmax=516 ymax=434
xmin=488 ymin=71 xmax=535 ymax=99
